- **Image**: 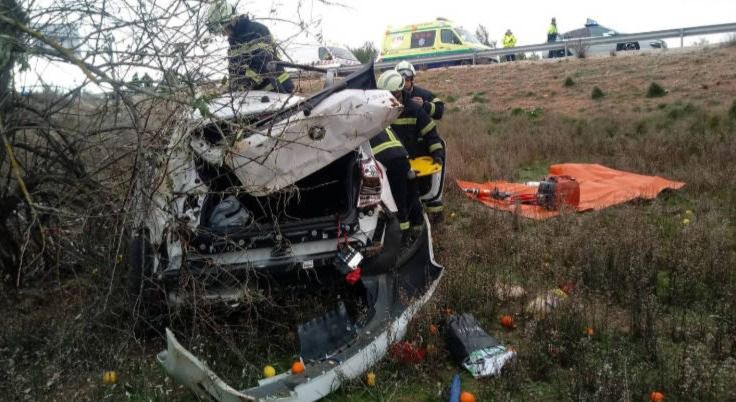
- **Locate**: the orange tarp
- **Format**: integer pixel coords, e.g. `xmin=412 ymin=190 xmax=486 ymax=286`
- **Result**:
xmin=456 ymin=163 xmax=686 ymax=220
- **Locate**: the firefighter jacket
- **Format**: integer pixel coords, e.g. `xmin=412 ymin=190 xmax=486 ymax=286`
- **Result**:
xmin=503 ymin=33 xmax=517 ymax=48
xmin=390 ymin=92 xmax=445 ymax=161
xmin=370 ymin=127 xmax=408 ymax=163
xmin=409 ymin=85 xmax=444 ymax=120
xmin=227 ymin=15 xmax=294 ymax=93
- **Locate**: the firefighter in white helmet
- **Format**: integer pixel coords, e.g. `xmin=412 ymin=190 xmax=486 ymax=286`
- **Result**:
xmin=394 ymin=61 xmax=446 ymax=221
xmin=394 ymin=61 xmax=444 ymax=120
xmin=206 ymin=1 xmax=294 ymax=93
xmin=369 ymin=71 xmax=422 ymax=243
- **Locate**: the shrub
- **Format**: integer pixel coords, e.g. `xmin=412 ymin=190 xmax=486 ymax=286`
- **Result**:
xmin=564 ymin=77 xmax=575 ymax=87
xmin=572 ymin=40 xmax=589 ymax=59
xmin=729 ymin=99 xmax=736 ymax=120
xmin=646 ymin=82 xmax=667 ymax=98
xmin=591 ymin=86 xmax=605 ymax=100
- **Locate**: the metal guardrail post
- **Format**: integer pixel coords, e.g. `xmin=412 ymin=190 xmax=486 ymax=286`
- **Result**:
xmin=680 ymin=29 xmax=685 ymax=48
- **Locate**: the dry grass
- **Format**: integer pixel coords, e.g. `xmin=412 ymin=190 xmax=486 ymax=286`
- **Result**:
xmin=2 ymin=47 xmax=736 ymax=402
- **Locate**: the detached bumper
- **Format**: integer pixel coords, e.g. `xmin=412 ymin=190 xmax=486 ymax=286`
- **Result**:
xmin=157 ymin=218 xmax=443 ymax=401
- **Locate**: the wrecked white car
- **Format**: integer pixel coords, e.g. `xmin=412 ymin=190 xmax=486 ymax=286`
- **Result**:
xmin=129 ymin=64 xmax=444 ymax=401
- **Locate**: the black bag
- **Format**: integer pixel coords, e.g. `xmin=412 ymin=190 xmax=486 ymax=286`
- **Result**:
xmin=446 ymin=313 xmax=500 ymax=363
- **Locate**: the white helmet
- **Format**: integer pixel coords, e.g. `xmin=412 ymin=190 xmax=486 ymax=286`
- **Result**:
xmin=207 ymin=1 xmax=237 ymax=34
xmin=394 ymin=60 xmax=416 ymax=78
xmin=377 ymin=70 xmax=405 ymax=92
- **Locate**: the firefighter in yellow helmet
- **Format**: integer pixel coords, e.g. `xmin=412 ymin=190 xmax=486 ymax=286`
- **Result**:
xmin=206 ymin=1 xmax=294 ymax=93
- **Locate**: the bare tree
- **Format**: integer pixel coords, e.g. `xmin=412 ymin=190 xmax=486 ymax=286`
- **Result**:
xmin=475 ymin=24 xmax=496 ymax=48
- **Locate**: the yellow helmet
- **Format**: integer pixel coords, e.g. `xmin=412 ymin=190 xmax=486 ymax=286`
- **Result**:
xmin=207 ymin=1 xmax=236 ymax=34
xmin=394 ymin=60 xmax=416 ymax=78
xmin=377 ymin=70 xmax=405 ymax=92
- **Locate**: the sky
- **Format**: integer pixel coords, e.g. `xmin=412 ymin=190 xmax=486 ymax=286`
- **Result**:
xmin=254 ymin=0 xmax=736 ymax=49
xmin=15 ymin=0 xmax=736 ymax=92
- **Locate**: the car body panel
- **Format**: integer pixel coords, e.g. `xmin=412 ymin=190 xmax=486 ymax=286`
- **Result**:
xmin=158 ymin=217 xmax=444 ymax=402
xmin=225 ymin=89 xmax=402 ymax=196
xmin=557 ymin=19 xmax=667 ymax=56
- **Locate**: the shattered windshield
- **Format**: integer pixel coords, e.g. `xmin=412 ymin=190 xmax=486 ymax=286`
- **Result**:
xmin=456 ymin=28 xmax=482 ymax=45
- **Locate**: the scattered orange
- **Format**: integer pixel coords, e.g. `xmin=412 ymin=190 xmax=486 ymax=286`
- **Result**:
xmin=500 ymin=314 xmax=514 ymax=329
xmin=366 ymin=371 xmax=376 ymax=387
xmin=291 ymin=361 xmax=305 ymax=375
xmin=102 ymin=370 xmax=117 ymax=385
xmin=429 ymin=324 xmax=439 ymax=335
xmin=460 ymin=391 xmax=477 ymax=402
xmin=650 ymin=391 xmax=665 ymax=402
xmin=584 ymin=327 xmax=595 ymax=337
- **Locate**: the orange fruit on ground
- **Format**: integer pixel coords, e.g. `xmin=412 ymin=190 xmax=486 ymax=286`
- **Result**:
xmin=429 ymin=324 xmax=439 ymax=335
xmin=500 ymin=314 xmax=514 ymax=329
xmin=366 ymin=371 xmax=376 ymax=387
xmin=102 ymin=370 xmax=117 ymax=385
xmin=291 ymin=361 xmax=305 ymax=375
xmin=584 ymin=327 xmax=594 ymax=336
xmin=460 ymin=391 xmax=476 ymax=402
xmin=650 ymin=391 xmax=665 ymax=401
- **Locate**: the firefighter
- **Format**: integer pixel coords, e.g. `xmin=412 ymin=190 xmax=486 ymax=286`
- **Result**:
xmin=377 ymin=70 xmax=446 ymax=223
xmin=394 ymin=60 xmax=444 ymax=120
xmin=369 ymin=127 xmax=422 ymax=242
xmin=206 ymin=1 xmax=294 ymax=93
xmin=503 ymin=29 xmax=517 ymax=62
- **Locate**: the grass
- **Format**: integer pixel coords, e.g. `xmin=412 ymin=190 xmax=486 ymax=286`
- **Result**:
xmin=646 ymin=82 xmax=667 ymax=98
xmin=3 ymin=51 xmax=736 ymax=402
xmin=591 ymin=86 xmax=605 ymax=100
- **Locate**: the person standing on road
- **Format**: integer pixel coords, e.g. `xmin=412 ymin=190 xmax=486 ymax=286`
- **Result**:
xmin=547 ymin=18 xmax=559 ymax=42
xmin=503 ymin=29 xmax=517 ymax=62
xmin=394 ymin=61 xmax=444 ymax=120
xmin=547 ymin=17 xmax=560 ymax=58
xmin=206 ymin=1 xmax=294 ymax=93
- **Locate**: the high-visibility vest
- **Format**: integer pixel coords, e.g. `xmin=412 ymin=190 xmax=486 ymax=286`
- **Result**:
xmin=503 ymin=34 xmax=517 ymax=48
xmin=548 ymin=24 xmax=558 ymax=35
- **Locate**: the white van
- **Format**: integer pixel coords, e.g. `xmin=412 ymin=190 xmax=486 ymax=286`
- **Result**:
xmin=286 ymin=43 xmax=362 ymax=69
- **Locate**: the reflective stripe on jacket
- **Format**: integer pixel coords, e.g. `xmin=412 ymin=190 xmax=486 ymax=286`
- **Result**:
xmin=390 ymin=93 xmax=444 ymax=160
xmin=412 ymin=85 xmax=444 ymax=120
xmin=370 ymin=127 xmax=408 ymax=162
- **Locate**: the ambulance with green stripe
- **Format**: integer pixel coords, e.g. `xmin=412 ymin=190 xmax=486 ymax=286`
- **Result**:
xmin=377 ymin=18 xmax=497 ymax=67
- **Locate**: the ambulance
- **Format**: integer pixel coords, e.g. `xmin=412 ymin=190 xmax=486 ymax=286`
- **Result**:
xmin=377 ymin=18 xmax=496 ymax=67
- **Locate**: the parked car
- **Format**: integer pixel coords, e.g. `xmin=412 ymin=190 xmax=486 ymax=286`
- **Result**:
xmin=549 ymin=18 xmax=667 ymax=57
xmin=377 ymin=18 xmax=497 ymax=67
xmin=130 ymin=64 xmax=445 ymax=401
